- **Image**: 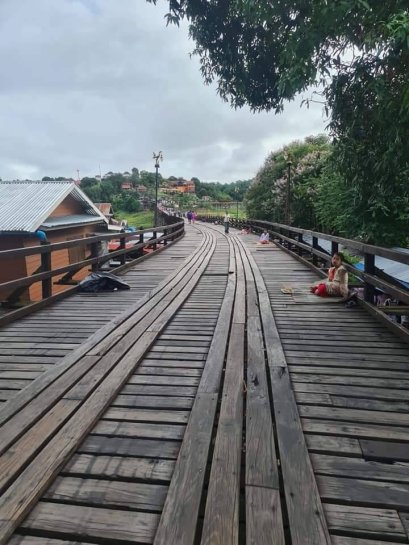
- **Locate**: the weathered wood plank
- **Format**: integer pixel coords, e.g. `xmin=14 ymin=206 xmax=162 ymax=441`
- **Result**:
xmin=154 ymin=235 xmax=236 ymax=545
xmin=302 ymin=418 xmax=409 ymax=442
xmin=63 ymin=453 xmax=175 ymax=481
xmin=236 ymin=236 xmax=331 ymax=545
xmin=311 ymin=453 xmax=409 ymax=483
xmin=102 ymin=407 xmax=189 ymax=424
xmin=324 ymin=503 xmax=407 ymax=541
xmin=201 ymin=324 xmax=244 ymax=545
xmin=112 ymin=394 xmax=193 ymax=410
xmin=246 ymin=486 xmax=284 ymax=545
xmin=20 ymin=502 xmax=159 ymax=543
xmin=9 ymin=537 xmax=77 ymax=545
xmin=43 ymin=476 xmax=168 ymax=511
xmin=79 ymin=434 xmax=181 ymax=460
xmin=91 ymin=420 xmax=185 ymax=440
xmin=331 ymin=537 xmax=406 ymax=545
xmin=318 ymin=474 xmax=409 ymax=510
xmin=299 ymin=405 xmax=409 ymax=426
xmin=360 ymin=439 xmax=409 ymax=462
xmin=153 ymin=394 xmax=218 ymax=545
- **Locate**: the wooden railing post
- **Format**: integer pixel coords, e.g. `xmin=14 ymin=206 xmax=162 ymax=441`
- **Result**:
xmin=41 ymin=243 xmax=52 ymax=299
xmin=298 ymin=233 xmax=303 ymax=256
xmin=119 ymin=234 xmax=126 ymax=265
xmin=90 ymin=241 xmax=99 ymax=272
xmin=152 ymin=231 xmax=157 ymax=251
xmin=164 ymin=228 xmax=168 ymax=246
xmin=138 ymin=230 xmax=144 ymax=257
xmin=364 ymin=253 xmax=376 ymax=303
xmin=312 ymin=236 xmax=319 ymax=266
xmin=331 ymin=241 xmax=339 ymax=256
xmin=287 ymin=228 xmax=292 ymax=250
xmin=278 ymin=227 xmax=283 ymax=246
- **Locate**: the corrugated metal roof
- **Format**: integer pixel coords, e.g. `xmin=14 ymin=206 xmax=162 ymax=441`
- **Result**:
xmin=0 ymin=181 xmax=107 ymax=232
xmin=42 ymin=214 xmax=105 ymax=228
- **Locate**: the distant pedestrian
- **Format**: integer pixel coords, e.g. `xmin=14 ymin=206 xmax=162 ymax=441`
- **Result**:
xmin=192 ymin=211 xmax=197 ymax=224
xmin=187 ymin=210 xmax=193 ymax=224
xmin=223 ymin=212 xmax=230 ymax=234
xmin=259 ymin=230 xmax=270 ymax=244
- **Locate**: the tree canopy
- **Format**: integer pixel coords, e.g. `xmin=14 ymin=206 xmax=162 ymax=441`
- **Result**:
xmin=152 ymin=1 xmax=408 ymax=111
xmin=193 ymin=179 xmax=251 ymax=201
xmin=246 ymin=135 xmax=331 ymax=228
xmin=151 ymin=0 xmax=409 ymax=244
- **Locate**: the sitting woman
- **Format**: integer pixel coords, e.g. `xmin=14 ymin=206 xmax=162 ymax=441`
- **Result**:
xmin=259 ymin=230 xmax=270 ymax=244
xmin=310 ymin=252 xmax=349 ymax=298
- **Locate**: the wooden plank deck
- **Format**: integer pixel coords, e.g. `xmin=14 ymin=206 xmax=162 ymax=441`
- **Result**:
xmin=245 ymin=231 xmax=409 ymax=545
xmin=0 ymin=222 xmax=408 ymax=544
xmin=0 ymin=228 xmax=202 ymax=404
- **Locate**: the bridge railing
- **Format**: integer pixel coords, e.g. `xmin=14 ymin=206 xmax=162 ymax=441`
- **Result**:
xmin=197 ymin=214 xmax=409 ymax=336
xmin=0 ymin=212 xmax=184 ymax=321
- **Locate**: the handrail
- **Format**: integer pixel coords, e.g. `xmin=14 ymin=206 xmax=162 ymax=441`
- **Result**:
xmin=197 ymin=214 xmax=409 ymax=306
xmin=0 ymin=212 xmax=184 ymax=304
xmin=0 ymin=221 xmax=184 ymax=259
xmin=251 ymin=220 xmax=409 ymax=266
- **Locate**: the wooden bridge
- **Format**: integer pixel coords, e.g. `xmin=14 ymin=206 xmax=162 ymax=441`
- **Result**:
xmin=0 ymin=218 xmax=409 ymax=545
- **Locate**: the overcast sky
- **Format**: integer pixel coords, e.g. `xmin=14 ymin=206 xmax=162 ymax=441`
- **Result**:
xmin=0 ymin=0 xmax=327 ymax=183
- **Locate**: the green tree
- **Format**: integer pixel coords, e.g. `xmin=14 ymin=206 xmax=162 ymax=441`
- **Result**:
xmin=83 ymin=185 xmax=102 ymax=203
xmin=131 ymin=167 xmax=140 ymax=187
xmin=80 ymin=177 xmax=98 ymax=190
xmin=151 ymin=1 xmax=409 ymax=244
xmin=113 ymin=194 xmax=141 ymax=213
xmin=245 ymin=136 xmax=331 ymax=227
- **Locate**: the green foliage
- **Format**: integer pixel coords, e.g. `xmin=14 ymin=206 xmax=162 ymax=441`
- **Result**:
xmin=245 ymin=135 xmax=331 ymax=228
xmin=324 ymin=24 xmax=409 ymax=244
xmin=113 ymin=194 xmax=141 ymax=213
xmin=151 ymin=0 xmax=409 ymax=246
xmin=83 ymin=184 xmax=102 ymax=203
xmin=116 ymin=210 xmax=155 ymax=229
xmin=193 ymin=179 xmax=251 ymax=201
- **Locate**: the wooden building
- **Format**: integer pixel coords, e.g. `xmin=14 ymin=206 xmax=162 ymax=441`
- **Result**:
xmin=0 ymin=181 xmax=108 ymax=303
xmin=162 ymin=179 xmax=196 ymax=194
xmin=95 ymin=203 xmax=114 ymax=222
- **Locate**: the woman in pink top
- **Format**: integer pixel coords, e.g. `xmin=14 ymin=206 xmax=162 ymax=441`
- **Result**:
xmin=310 ymin=252 xmax=349 ymax=298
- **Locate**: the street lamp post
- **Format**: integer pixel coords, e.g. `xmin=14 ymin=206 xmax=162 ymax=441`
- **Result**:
xmin=286 ymin=159 xmax=292 ymax=225
xmin=152 ymin=151 xmax=163 ymax=227
xmin=234 ymin=187 xmax=239 ymax=220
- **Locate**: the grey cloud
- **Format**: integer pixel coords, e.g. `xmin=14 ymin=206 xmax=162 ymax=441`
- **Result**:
xmin=0 ymin=0 xmax=326 ymax=182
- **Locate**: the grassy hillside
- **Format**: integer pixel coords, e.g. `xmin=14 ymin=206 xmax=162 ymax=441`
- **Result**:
xmin=116 ymin=210 xmax=154 ymax=229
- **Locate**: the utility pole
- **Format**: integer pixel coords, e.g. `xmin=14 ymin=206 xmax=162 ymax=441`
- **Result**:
xmin=234 ymin=187 xmax=239 ymax=219
xmin=286 ymin=159 xmax=292 ymax=225
xmin=152 ymin=151 xmax=163 ymax=227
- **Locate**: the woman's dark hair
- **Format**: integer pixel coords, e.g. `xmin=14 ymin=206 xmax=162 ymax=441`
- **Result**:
xmin=332 ymin=251 xmax=344 ymax=261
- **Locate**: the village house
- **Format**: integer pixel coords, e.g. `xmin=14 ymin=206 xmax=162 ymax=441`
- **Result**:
xmin=95 ymin=202 xmax=114 ymax=222
xmin=0 ymin=181 xmax=108 ymax=303
xmin=162 ymin=179 xmax=196 ymax=194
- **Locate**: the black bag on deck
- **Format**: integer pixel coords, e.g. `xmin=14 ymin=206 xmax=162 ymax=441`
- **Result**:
xmin=79 ymin=272 xmax=131 ymax=293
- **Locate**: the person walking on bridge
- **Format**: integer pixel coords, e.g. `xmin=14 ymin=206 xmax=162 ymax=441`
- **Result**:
xmin=223 ymin=212 xmax=230 ymax=234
